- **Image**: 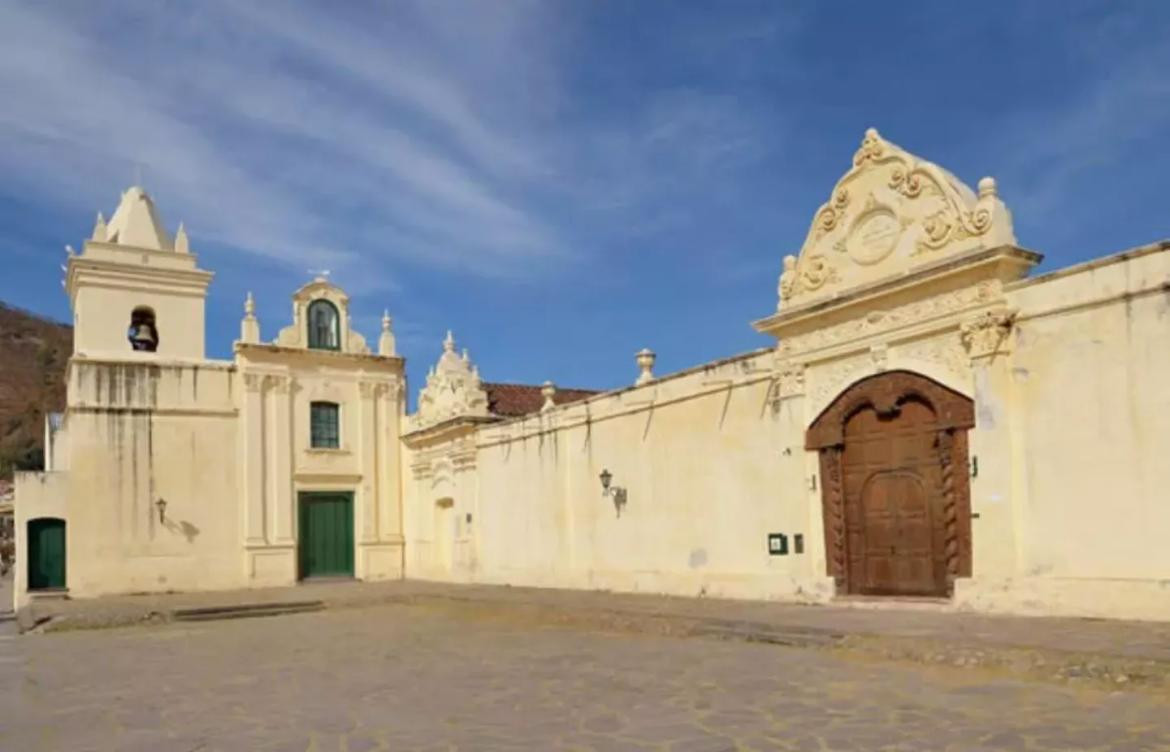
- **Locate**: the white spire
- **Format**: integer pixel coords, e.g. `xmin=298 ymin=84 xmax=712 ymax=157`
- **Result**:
xmin=103 ymin=186 xmax=173 ymax=250
xmin=174 ymin=222 xmax=189 ymax=254
xmin=91 ymin=212 xmax=107 ymax=242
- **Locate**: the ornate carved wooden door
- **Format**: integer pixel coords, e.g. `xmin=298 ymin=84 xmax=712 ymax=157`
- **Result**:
xmin=808 ymin=371 xmax=974 ymax=598
xmin=843 ymin=400 xmax=943 ymax=595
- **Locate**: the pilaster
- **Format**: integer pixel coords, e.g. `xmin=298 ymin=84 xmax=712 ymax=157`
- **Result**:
xmin=770 ymin=352 xmax=822 ymax=582
xmin=961 ymin=310 xmax=1021 ymax=577
xmin=358 ymin=381 xmax=380 ymax=544
xmin=267 ymin=374 xmax=294 ymax=544
xmin=377 ymin=382 xmax=402 ymax=541
xmin=242 ymin=373 xmax=267 ymax=545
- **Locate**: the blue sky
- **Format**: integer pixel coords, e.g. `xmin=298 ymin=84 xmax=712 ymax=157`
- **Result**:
xmin=2 ymin=1 xmax=1168 ymax=402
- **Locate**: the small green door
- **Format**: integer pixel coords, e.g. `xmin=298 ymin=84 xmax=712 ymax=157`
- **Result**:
xmin=298 ymin=493 xmax=354 ymax=578
xmin=28 ymin=518 xmax=66 ymax=590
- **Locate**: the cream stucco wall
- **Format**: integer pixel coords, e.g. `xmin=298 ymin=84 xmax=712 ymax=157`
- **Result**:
xmin=69 ymin=268 xmax=209 ymax=360
xmin=403 ymin=241 xmax=1170 ymax=621
xmin=404 ymin=351 xmax=834 ymax=602
xmin=953 ymin=243 xmax=1170 ymax=620
xmin=237 ymin=343 xmax=406 ymax=586
xmin=61 ymin=360 xmax=243 ymax=602
xmin=402 ymin=425 xmax=481 ymax=582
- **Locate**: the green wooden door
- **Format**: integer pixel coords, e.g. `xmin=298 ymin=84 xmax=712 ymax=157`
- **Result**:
xmin=298 ymin=493 xmax=354 ymax=578
xmin=28 ymin=518 xmax=66 ymax=590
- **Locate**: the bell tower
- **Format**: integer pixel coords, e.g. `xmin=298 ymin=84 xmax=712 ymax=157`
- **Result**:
xmin=65 ymin=187 xmax=213 ymax=359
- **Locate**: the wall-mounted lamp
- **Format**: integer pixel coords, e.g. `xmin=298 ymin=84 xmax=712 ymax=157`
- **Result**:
xmin=599 ymin=468 xmax=628 ymax=517
xmin=155 ymin=497 xmax=167 ymax=524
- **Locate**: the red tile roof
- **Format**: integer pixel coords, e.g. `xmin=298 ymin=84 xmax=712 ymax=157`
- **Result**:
xmin=481 ymin=382 xmax=601 ymax=418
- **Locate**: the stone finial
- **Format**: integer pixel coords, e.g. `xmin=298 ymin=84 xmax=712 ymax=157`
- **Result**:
xmin=853 ymin=127 xmax=886 ymax=166
xmin=636 ymin=348 xmax=656 ymax=386
xmin=443 ymin=330 xmax=455 ymax=353
xmin=541 ymin=381 xmax=556 ymax=412
xmin=174 ymin=222 xmax=189 ymax=254
xmin=240 ymin=292 xmax=260 ymax=344
xmin=977 ymin=176 xmax=997 ymax=199
xmin=379 ymin=309 xmax=397 ymax=357
xmin=91 ymin=212 xmax=107 ymax=242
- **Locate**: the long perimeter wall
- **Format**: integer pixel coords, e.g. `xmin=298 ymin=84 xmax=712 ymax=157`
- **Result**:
xmin=406 ymin=242 xmax=1170 ymax=621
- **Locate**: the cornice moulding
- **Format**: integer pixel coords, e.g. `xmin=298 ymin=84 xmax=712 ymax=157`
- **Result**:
xmin=754 ymin=245 xmax=1038 ymax=341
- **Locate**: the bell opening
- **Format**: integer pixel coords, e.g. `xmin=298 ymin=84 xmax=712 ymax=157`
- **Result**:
xmin=128 ymin=306 xmax=160 ymax=352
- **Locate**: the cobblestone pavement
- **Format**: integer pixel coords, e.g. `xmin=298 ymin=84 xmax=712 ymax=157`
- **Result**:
xmin=2 ymin=602 xmax=1169 ymax=752
xmin=24 ymin=580 xmax=1170 ymax=665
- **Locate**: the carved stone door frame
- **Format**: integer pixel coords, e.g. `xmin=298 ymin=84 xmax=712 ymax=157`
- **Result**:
xmin=806 ymin=370 xmax=975 ymax=596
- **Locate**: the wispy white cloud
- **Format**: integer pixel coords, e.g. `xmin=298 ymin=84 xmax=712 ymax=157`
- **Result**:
xmin=0 ymin=2 xmax=573 ymax=281
xmin=0 ymin=4 xmax=347 ymax=269
xmin=0 ymin=1 xmax=790 ymax=286
xmin=214 ymin=1 xmax=551 ymax=181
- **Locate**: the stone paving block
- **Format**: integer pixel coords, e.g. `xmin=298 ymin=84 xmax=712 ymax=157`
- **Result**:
xmin=3 ymin=602 xmax=1170 ymax=750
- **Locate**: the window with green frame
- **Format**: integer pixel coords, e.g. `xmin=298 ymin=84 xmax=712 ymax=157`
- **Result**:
xmin=310 ymin=402 xmax=340 ymax=448
xmin=307 ymin=299 xmax=340 ymax=350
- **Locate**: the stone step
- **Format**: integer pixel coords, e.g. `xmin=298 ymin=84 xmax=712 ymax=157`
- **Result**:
xmin=172 ymin=600 xmax=324 ymax=622
xmin=691 ymin=618 xmax=844 ymax=647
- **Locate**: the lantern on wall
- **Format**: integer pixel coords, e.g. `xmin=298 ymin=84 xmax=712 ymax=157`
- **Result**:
xmin=598 ymin=469 xmax=627 ymax=518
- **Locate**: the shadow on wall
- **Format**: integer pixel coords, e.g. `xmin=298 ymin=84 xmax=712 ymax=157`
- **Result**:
xmin=164 ymin=519 xmax=201 ymax=543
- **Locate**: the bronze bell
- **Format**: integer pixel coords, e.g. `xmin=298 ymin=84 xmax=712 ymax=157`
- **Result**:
xmin=130 ymin=322 xmax=156 ymax=351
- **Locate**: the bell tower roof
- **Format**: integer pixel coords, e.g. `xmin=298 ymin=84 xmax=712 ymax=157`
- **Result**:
xmin=66 ymin=187 xmax=213 ymax=360
xmin=97 ymin=186 xmax=173 ymax=251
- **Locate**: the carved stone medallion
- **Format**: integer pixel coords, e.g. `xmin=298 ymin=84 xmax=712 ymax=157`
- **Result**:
xmin=846 ymin=209 xmax=901 ymax=265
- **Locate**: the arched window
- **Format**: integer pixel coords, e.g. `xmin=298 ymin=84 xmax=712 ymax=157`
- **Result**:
xmin=310 ymin=401 xmax=340 ymax=448
xmin=128 ymin=307 xmax=159 ymax=352
xmin=307 ymin=300 xmax=340 ymax=350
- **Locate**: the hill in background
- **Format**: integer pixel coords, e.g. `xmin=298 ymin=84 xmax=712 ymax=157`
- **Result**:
xmin=0 ymin=302 xmax=71 ymax=478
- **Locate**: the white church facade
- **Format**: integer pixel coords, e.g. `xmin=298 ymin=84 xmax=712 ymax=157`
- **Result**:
xmin=14 ymin=130 xmax=1170 ymax=621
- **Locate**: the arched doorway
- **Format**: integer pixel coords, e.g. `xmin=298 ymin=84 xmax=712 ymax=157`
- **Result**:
xmin=27 ymin=518 xmax=66 ymax=590
xmin=806 ymin=371 xmax=974 ymax=597
xmin=434 ymin=498 xmax=455 ymax=574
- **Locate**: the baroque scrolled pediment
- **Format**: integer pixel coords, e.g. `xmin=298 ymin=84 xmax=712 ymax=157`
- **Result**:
xmin=776 ymin=129 xmax=1016 ymax=310
xmin=409 ymin=331 xmax=490 ymax=432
